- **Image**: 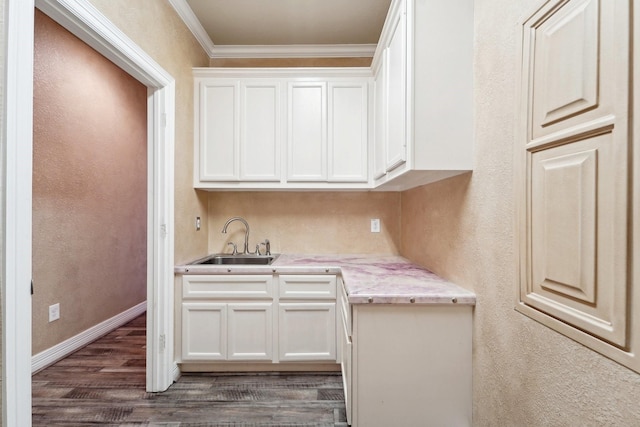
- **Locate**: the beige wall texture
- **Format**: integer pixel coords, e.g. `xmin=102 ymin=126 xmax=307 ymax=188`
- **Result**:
xmin=208 ymin=192 xmax=400 ymax=255
xmin=88 ymin=0 xmax=210 ymax=264
xmin=32 ymin=10 xmax=147 ymax=354
xmin=401 ymin=0 xmax=640 ymax=425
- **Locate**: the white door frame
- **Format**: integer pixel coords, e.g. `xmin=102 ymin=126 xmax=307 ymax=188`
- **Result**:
xmin=3 ymin=0 xmax=176 ymax=424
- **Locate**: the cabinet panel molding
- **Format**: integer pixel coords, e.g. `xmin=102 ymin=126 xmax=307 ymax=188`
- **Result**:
xmin=182 ymin=303 xmax=227 ymax=361
xmin=516 ymin=0 xmax=638 ymax=371
xmin=287 ymin=82 xmax=327 ymax=181
xmin=240 ymin=82 xmax=281 ymax=181
xmin=199 ymin=82 xmax=238 ymax=181
xmin=532 ymin=0 xmax=599 ymax=131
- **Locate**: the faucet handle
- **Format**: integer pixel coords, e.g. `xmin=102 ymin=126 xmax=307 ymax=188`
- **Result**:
xmin=260 ymin=239 xmax=271 ymax=256
xmin=227 ymin=242 xmax=238 ymax=255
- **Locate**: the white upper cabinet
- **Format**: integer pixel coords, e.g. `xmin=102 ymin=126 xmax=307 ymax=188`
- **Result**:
xmin=287 ymin=82 xmax=327 ymax=181
xmin=240 ymin=81 xmax=281 ymax=181
xmin=193 ymin=68 xmax=372 ymax=190
xmin=328 ymin=82 xmax=369 ymax=182
xmin=193 ymin=0 xmax=474 ymax=191
xmin=198 ymin=80 xmax=239 ymax=181
xmin=372 ymin=0 xmax=474 ymax=191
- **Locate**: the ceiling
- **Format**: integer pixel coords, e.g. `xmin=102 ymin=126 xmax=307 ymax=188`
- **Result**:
xmin=169 ymin=0 xmax=392 ymax=58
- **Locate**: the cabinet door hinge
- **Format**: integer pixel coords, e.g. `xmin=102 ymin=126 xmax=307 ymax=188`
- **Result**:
xmin=159 ymin=334 xmax=166 ymax=352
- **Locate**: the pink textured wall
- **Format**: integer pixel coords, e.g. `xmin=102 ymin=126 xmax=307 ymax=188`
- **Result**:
xmin=32 ymin=10 xmax=147 ymax=354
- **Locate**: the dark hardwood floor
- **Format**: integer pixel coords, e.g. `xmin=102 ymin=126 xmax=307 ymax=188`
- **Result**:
xmin=32 ymin=313 xmax=347 ymax=426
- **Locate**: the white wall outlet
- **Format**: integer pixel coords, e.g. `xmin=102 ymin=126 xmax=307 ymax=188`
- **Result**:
xmin=195 ymin=216 xmax=201 ymax=231
xmin=371 ymin=218 xmax=381 ymax=233
xmin=49 ymin=303 xmax=60 ymax=322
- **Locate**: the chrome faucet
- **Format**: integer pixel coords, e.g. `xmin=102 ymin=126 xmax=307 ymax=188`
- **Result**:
xmin=221 ymin=216 xmax=252 ymax=254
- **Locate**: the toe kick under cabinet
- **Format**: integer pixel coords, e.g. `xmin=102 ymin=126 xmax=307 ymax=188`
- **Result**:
xmin=176 ymin=274 xmax=338 ymax=368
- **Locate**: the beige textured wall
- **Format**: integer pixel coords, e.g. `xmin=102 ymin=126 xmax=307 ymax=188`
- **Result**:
xmin=88 ymin=0 xmax=210 ymax=264
xmin=401 ymin=0 xmax=640 ymax=425
xmin=208 ymin=192 xmax=400 ymax=255
xmin=32 ymin=10 xmax=147 ymax=354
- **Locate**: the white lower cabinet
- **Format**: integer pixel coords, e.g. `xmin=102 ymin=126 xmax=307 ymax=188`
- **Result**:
xmin=178 ymin=274 xmax=338 ymax=365
xmin=180 ymin=275 xmax=274 ymax=362
xmin=227 ymin=303 xmax=273 ymax=360
xmin=340 ymin=281 xmax=473 ymax=427
xmin=277 ymin=274 xmax=337 ymax=361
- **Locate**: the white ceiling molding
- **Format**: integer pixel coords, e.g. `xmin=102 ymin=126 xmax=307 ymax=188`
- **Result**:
xmin=211 ymin=44 xmax=377 ymax=59
xmin=168 ymin=0 xmax=216 ymax=56
xmin=168 ymin=0 xmax=376 ymax=59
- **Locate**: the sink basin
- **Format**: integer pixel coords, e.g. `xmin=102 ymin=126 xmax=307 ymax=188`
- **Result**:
xmin=194 ymin=254 xmax=279 ymax=265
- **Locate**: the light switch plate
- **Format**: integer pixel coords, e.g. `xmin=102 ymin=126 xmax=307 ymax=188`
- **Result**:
xmin=371 ymin=218 xmax=381 ymax=233
xmin=49 ymin=303 xmax=60 ymax=322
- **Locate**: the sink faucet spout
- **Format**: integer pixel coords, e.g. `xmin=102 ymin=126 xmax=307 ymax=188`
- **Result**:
xmin=221 ymin=216 xmax=252 ymax=254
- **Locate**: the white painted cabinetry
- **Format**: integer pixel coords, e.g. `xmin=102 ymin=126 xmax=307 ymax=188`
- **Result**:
xmin=372 ymin=0 xmax=474 ymax=190
xmin=180 ymin=275 xmax=274 ymax=362
xmin=196 ymin=79 xmax=281 ymax=182
xmin=278 ymin=275 xmax=337 ymax=361
xmin=340 ymin=280 xmax=473 ymax=426
xmin=177 ymin=274 xmax=339 ymax=365
xmin=193 ymin=68 xmax=371 ymax=190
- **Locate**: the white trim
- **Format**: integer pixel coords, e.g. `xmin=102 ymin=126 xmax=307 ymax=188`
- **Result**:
xmin=167 ymin=0 xmax=376 ymax=59
xmin=32 ymin=0 xmax=177 ymax=394
xmin=167 ymin=0 xmax=216 ymax=55
xmin=211 ymin=44 xmax=377 ymax=59
xmin=3 ymin=0 xmax=35 ymax=425
xmin=31 ymin=302 xmax=147 ymax=374
xmin=3 ymin=1 xmax=177 ymax=422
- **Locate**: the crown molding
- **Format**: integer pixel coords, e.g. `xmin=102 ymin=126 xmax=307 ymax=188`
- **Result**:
xmin=168 ymin=0 xmax=216 ymax=55
xmin=211 ymin=44 xmax=377 ymax=59
xmin=168 ymin=0 xmax=376 ymax=59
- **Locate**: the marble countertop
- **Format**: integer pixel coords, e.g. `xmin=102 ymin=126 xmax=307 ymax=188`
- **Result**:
xmin=175 ymin=254 xmax=476 ymax=306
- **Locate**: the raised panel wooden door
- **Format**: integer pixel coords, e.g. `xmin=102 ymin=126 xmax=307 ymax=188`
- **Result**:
xmin=518 ymin=0 xmax=630 ymax=347
xmin=328 ymin=82 xmax=368 ymax=182
xmin=227 ymin=303 xmax=273 ymax=361
xmin=240 ymin=81 xmax=281 ymax=181
xmin=199 ymin=81 xmax=239 ymax=181
xmin=287 ymin=82 xmax=327 ymax=181
xmin=181 ymin=303 xmax=227 ymax=361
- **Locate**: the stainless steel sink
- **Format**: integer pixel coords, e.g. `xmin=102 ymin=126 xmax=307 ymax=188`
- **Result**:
xmin=194 ymin=254 xmax=279 ymax=265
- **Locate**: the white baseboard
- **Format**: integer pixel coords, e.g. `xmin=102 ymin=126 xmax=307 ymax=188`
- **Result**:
xmin=32 ymin=301 xmax=147 ymax=373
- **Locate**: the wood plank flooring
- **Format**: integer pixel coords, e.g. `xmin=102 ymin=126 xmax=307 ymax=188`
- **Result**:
xmin=32 ymin=313 xmax=347 ymax=426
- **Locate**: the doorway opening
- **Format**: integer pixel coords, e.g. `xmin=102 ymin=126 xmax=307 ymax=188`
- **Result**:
xmin=4 ymin=0 xmax=176 ymax=424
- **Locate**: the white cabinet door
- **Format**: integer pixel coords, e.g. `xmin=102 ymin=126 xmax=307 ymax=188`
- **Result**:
xmin=198 ymin=81 xmax=239 ymax=181
xmin=373 ymin=54 xmax=387 ymax=180
xmin=287 ymin=82 xmax=327 ymax=181
xmin=384 ymin=0 xmax=407 ymax=173
xmin=328 ymin=82 xmax=368 ymax=182
xmin=182 ymin=302 xmax=227 ymax=361
xmin=278 ymin=303 xmax=336 ymax=361
xmin=228 ymin=303 xmax=273 ymax=360
xmin=240 ymin=81 xmax=281 ymax=181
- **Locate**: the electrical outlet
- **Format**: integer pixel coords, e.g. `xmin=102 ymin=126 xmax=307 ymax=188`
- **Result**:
xmin=371 ymin=218 xmax=381 ymax=233
xmin=195 ymin=216 xmax=201 ymax=231
xmin=49 ymin=303 xmax=60 ymax=322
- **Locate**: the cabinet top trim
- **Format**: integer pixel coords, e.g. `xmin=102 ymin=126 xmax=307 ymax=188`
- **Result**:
xmin=193 ymin=67 xmax=374 ymax=79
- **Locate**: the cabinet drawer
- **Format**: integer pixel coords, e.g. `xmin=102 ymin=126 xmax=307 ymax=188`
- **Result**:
xmin=279 ymin=275 xmax=337 ymax=299
xmin=182 ymin=275 xmax=273 ymax=299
